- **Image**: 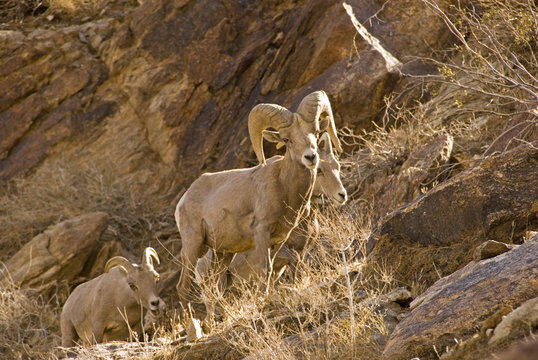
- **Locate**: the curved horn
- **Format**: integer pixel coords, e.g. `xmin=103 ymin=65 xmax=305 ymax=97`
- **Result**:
xmin=248 ymin=103 xmax=294 ymax=165
xmin=296 ymin=91 xmax=325 ymax=123
xmin=105 ymin=256 xmax=134 ymax=273
xmin=296 ymin=91 xmax=342 ymax=153
xmin=144 ymin=247 xmax=160 ymax=268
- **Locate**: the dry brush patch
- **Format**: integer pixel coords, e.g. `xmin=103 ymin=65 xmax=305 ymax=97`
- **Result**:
xmin=0 ymin=0 xmax=136 ymax=25
xmin=0 ymin=159 xmax=174 ymax=263
xmin=171 ymin=206 xmax=396 ymax=360
xmin=0 ymin=276 xmax=60 ymax=359
xmin=342 ymin=0 xmax=537 ymax=220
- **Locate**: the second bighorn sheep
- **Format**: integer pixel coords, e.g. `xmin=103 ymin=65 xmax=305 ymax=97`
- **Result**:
xmin=60 ymin=248 xmax=165 ymax=347
xmin=175 ymin=91 xmax=341 ymax=311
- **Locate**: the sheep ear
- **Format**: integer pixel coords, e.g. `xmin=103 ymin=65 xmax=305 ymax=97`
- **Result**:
xmin=318 ymin=132 xmax=332 ymax=153
xmin=262 ymin=130 xmax=283 ymax=143
xmin=262 ymin=130 xmax=285 ymax=149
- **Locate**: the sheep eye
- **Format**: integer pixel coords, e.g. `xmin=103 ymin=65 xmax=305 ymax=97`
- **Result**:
xmin=129 ymin=282 xmax=138 ymax=291
xmin=282 ymin=138 xmax=289 ymax=143
xmin=317 ymin=168 xmax=323 ymax=175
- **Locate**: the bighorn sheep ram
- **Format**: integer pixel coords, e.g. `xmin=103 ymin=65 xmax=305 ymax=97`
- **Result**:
xmin=175 ymin=91 xmax=341 ymax=311
xmin=61 ymin=248 xmax=165 ymax=347
xmin=197 ymin=132 xmax=348 ymax=284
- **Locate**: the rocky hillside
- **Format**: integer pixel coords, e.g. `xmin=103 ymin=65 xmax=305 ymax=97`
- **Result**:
xmin=0 ymin=0 xmax=537 ymax=359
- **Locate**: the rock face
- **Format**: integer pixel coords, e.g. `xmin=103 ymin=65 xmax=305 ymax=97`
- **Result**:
xmin=369 ymin=144 xmax=538 ymax=286
xmin=381 ymin=234 xmax=538 ymax=360
xmin=373 ymin=132 xmax=453 ymax=221
xmin=0 ymin=28 xmax=112 ymax=180
xmin=0 ymin=212 xmax=109 ymax=294
xmin=0 ymin=0 xmax=454 ymax=197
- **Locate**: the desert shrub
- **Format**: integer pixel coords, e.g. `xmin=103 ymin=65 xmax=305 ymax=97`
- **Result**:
xmin=0 ymin=0 xmax=44 ymax=22
xmin=47 ymin=0 xmax=112 ymax=16
xmin=422 ymin=0 xmax=537 ymax=152
xmin=0 ymin=0 xmax=120 ymax=23
xmin=0 ymin=277 xmax=60 ymax=359
xmin=184 ymin=205 xmax=393 ymax=360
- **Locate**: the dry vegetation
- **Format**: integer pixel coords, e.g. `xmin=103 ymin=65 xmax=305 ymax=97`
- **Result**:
xmin=0 ymin=0 xmax=536 ymax=359
xmin=186 ymin=206 xmax=388 ymax=360
xmin=0 ymin=160 xmax=173 ymax=261
xmin=344 ymin=0 xmax=537 ymax=209
xmin=0 ymin=280 xmax=60 ymax=359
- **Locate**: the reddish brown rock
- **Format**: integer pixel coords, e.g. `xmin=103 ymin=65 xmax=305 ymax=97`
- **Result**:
xmin=473 ymin=240 xmax=516 ymax=261
xmin=373 ymin=132 xmax=453 ymax=220
xmin=0 ymin=212 xmax=109 ymax=294
xmin=381 ymin=234 xmax=538 ymax=360
xmin=369 ymin=144 xmax=538 ymax=287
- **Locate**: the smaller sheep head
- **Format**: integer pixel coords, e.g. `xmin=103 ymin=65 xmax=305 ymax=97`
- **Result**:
xmin=105 ymin=247 xmax=165 ymax=317
xmin=314 ymin=132 xmax=347 ymax=206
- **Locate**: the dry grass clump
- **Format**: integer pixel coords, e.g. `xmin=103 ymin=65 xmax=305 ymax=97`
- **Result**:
xmin=0 ymin=159 xmax=173 ymax=263
xmin=0 ymin=276 xmax=60 ymax=359
xmin=0 ymin=0 xmax=44 ymax=22
xmin=185 ymin=205 xmax=394 ymax=360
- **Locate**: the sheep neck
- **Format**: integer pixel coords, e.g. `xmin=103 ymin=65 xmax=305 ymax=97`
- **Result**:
xmin=278 ymin=152 xmax=315 ymax=228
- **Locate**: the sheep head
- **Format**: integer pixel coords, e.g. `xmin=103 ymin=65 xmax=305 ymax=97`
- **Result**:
xmin=105 ymin=247 xmax=165 ymax=317
xmin=248 ymin=91 xmax=340 ymax=168
xmin=263 ymin=131 xmax=347 ymax=206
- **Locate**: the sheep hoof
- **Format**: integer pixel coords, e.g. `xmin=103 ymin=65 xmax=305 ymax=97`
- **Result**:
xmin=186 ymin=317 xmax=203 ymax=342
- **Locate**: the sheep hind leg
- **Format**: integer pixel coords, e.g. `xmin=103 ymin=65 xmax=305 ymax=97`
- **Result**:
xmin=203 ymin=251 xmax=234 ymax=332
xmin=176 ymin=236 xmax=204 ymax=318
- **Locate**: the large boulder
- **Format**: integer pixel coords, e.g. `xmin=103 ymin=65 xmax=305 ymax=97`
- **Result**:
xmin=368 ymin=143 xmax=538 ymax=287
xmin=381 ymin=234 xmax=538 ymax=360
xmin=0 ymin=212 xmax=109 ymax=294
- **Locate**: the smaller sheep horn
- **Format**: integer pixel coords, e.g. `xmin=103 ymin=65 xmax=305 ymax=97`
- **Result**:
xmin=144 ymin=247 xmax=160 ymax=268
xmin=105 ymin=256 xmax=134 ymax=273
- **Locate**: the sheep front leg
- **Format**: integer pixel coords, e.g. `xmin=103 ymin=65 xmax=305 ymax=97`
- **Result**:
xmin=253 ymin=225 xmax=271 ymax=293
xmin=177 ymin=250 xmax=198 ymax=315
xmin=90 ymin=322 xmax=105 ymax=345
xmin=60 ymin=320 xmax=78 ymax=348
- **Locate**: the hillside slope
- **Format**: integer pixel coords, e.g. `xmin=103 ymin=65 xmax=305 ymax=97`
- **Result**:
xmin=0 ymin=0 xmax=536 ymax=359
